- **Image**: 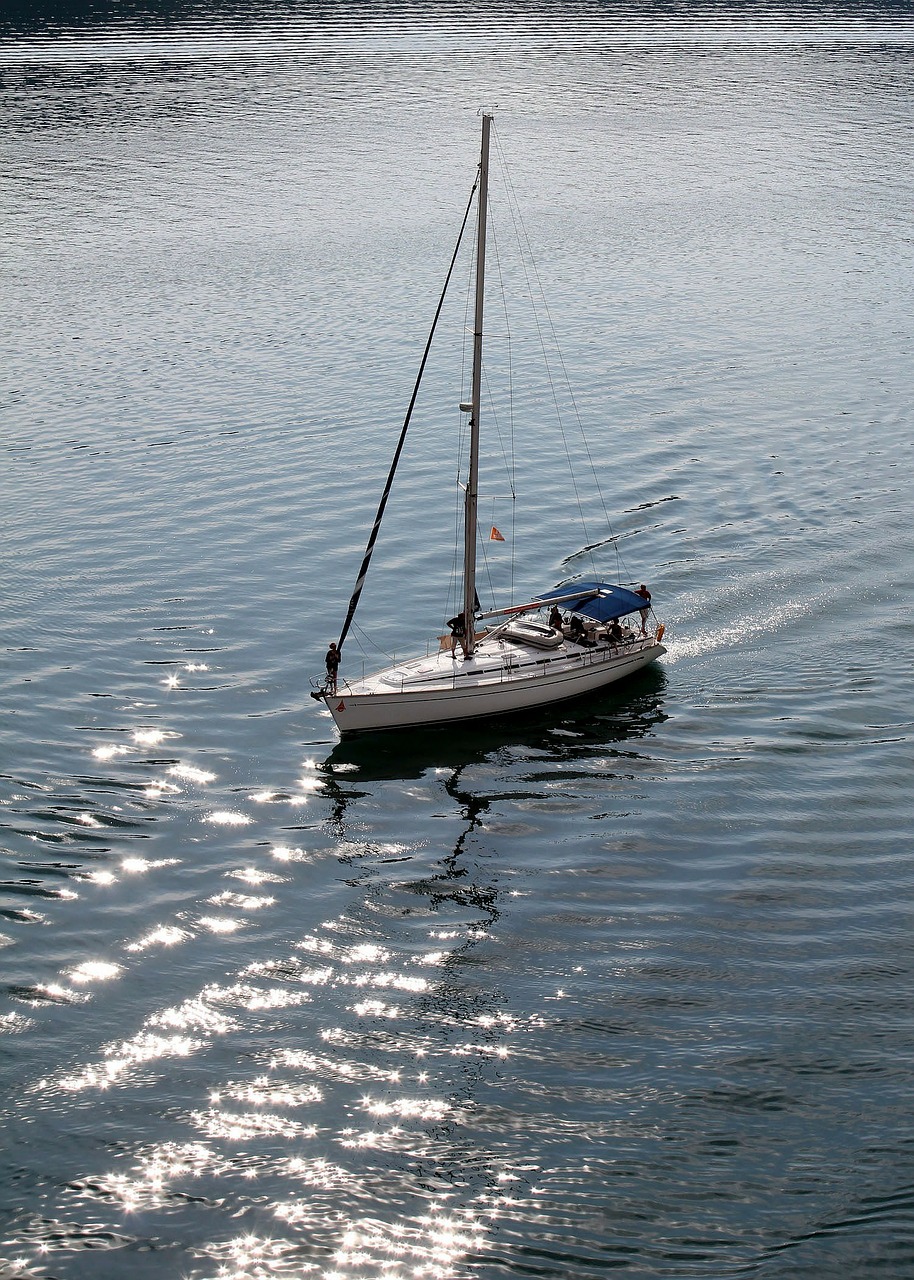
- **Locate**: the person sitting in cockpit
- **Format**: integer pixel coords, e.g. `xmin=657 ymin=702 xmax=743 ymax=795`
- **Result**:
xmin=568 ymin=615 xmax=588 ymax=645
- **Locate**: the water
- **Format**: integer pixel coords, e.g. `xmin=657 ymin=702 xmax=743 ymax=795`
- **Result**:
xmin=3 ymin=5 xmax=914 ymax=1277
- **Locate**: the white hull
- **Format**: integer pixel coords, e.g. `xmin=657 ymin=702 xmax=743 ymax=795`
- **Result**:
xmin=317 ymin=633 xmax=665 ymax=735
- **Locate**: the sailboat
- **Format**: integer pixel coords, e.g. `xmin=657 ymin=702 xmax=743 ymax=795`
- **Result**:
xmin=311 ymin=114 xmax=666 ymax=736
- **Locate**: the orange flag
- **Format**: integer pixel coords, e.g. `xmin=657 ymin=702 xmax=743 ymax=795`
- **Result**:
xmin=490 ymin=526 xmax=505 ymax=542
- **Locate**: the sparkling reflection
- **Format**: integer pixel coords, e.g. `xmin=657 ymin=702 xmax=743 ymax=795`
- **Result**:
xmin=91 ymin=1141 xmax=213 ymax=1211
xmin=198 ymin=1233 xmax=302 ymax=1279
xmin=83 ymin=868 xmax=117 ymax=885
xmin=198 ymin=915 xmax=243 ymax=933
xmin=322 ymin=1204 xmax=490 ymax=1279
xmin=91 ymin=743 xmax=132 ymax=761
xmin=271 ymin=844 xmax=308 ymax=862
xmin=121 ymin=856 xmax=179 ymax=873
xmin=211 ymin=1079 xmax=323 ymax=1108
xmin=169 ymin=763 xmax=217 ymax=784
xmin=56 ymin=1032 xmax=204 ymax=1091
xmin=191 ymin=1109 xmax=316 ymax=1142
xmin=206 ymin=810 xmax=252 ymax=826
xmin=144 ymin=779 xmax=182 ymax=798
xmin=67 ymin=960 xmax=122 ymax=984
xmin=27 ymin=983 xmax=89 ymax=1006
xmin=15 ymin=749 xmax=515 ymax=1279
xmin=125 ymin=924 xmax=189 ymax=952
xmin=231 ymin=866 xmax=286 ymax=886
xmin=0 ymin=1011 xmax=35 ymax=1034
xmin=208 ymin=891 xmax=276 ymax=910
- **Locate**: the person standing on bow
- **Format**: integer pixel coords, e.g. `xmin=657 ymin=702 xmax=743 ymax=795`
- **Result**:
xmin=325 ymin=642 xmax=340 ymax=693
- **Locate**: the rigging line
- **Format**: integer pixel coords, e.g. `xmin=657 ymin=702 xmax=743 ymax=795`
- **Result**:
xmin=475 ymin=362 xmax=514 ymax=609
xmin=477 ymin=368 xmax=516 ymax=602
xmin=456 ymin=211 xmax=475 ymax=492
xmin=487 ymin=194 xmax=517 ymax=599
xmin=510 ymin=228 xmax=595 ymax=562
xmin=350 ymin=617 xmax=397 ymax=664
xmin=480 ymin=363 xmax=514 ymax=501
xmin=490 ymin=135 xmax=592 ymax=546
xmin=336 ymin=172 xmax=480 ymax=654
xmin=495 ymin=160 xmax=592 ymax=546
xmin=456 ymin=186 xmax=519 ymax=614
xmin=477 ymin=190 xmax=518 ymax=602
xmin=493 ymin=126 xmax=621 ymax=579
xmin=484 ymin=203 xmax=517 ymax=502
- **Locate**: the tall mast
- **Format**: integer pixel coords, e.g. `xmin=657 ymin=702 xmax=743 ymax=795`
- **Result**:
xmin=462 ymin=112 xmax=492 ymax=659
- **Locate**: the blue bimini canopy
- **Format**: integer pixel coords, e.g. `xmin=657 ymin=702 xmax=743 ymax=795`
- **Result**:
xmin=538 ymin=581 xmax=650 ymax=623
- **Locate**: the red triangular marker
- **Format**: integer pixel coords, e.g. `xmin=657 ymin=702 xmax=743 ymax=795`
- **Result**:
xmin=490 ymin=526 xmax=505 ymax=542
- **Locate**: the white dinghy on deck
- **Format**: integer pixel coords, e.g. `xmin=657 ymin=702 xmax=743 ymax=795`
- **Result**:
xmin=311 ymin=116 xmax=666 ymax=736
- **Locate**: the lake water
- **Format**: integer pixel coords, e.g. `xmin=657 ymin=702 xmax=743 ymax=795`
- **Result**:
xmin=3 ymin=5 xmax=914 ymax=1278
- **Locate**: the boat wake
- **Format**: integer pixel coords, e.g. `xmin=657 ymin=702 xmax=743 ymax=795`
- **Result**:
xmin=663 ymin=588 xmax=829 ymax=663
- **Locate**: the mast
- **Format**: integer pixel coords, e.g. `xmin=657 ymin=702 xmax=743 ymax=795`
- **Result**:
xmin=462 ymin=112 xmax=492 ymax=659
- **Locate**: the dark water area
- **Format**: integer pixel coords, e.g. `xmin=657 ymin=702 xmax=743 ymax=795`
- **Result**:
xmin=3 ymin=6 xmax=914 ymax=1278
xmin=5 ymin=0 xmax=914 ymax=46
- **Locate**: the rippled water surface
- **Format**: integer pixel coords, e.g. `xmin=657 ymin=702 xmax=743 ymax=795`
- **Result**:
xmin=3 ymin=5 xmax=914 ymax=1278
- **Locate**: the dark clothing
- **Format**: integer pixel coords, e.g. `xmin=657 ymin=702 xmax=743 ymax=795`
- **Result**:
xmin=447 ymin=591 xmax=480 ymax=636
xmin=325 ymin=644 xmax=340 ymax=691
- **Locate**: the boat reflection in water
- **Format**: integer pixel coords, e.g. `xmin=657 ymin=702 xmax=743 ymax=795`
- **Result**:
xmin=317 ymin=663 xmax=669 ymax=791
